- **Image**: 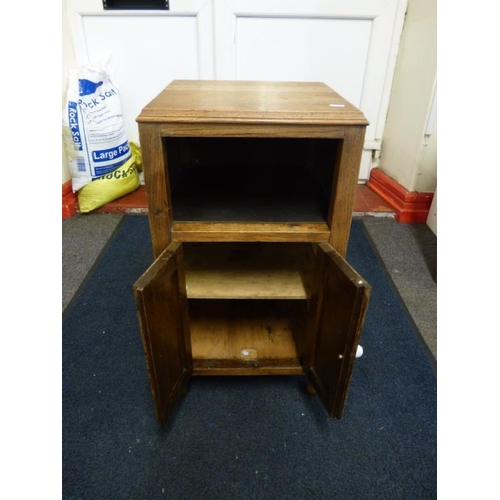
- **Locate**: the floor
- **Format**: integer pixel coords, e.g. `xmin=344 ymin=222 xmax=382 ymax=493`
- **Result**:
xmin=63 ymin=185 xmax=436 ymax=361
xmin=93 ymin=184 xmax=395 ymax=217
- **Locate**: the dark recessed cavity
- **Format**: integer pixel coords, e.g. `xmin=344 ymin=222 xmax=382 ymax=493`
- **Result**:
xmin=166 ymin=137 xmax=338 ymax=223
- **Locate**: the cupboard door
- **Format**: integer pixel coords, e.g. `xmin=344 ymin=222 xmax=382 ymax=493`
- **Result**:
xmin=134 ymin=242 xmax=193 ymax=425
xmin=306 ymin=243 xmax=371 ymax=418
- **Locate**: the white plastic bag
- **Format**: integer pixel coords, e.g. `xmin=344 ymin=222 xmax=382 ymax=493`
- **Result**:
xmin=62 ymin=59 xmax=131 ymax=192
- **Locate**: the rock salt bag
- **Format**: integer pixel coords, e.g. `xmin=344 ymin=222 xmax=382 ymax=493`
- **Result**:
xmin=62 ymin=59 xmax=132 ymax=192
xmin=77 ymin=155 xmax=140 ymax=213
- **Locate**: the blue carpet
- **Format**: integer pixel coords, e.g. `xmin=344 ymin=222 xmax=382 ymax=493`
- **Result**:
xmin=62 ymin=216 xmax=436 ymax=499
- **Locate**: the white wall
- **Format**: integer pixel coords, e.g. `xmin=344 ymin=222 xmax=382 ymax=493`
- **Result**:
xmin=378 ymin=0 xmax=437 ymax=192
xmin=62 ymin=0 xmax=76 ymax=184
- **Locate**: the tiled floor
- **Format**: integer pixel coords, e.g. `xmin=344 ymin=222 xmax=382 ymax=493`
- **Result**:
xmin=96 ymin=185 xmax=149 ymax=214
xmin=353 ymin=185 xmax=394 ymax=215
xmin=96 ymin=184 xmax=394 ymax=216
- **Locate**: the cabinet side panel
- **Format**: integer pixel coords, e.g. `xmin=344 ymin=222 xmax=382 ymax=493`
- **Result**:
xmin=139 ymin=123 xmax=173 ymax=258
xmin=328 ymin=126 xmax=366 ymax=256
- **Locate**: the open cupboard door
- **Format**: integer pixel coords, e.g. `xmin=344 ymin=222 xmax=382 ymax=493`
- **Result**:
xmin=306 ymin=243 xmax=371 ymax=418
xmin=134 ymin=242 xmax=193 ymax=425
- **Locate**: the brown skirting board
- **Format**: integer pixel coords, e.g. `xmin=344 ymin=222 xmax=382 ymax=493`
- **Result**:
xmin=62 ymin=180 xmax=77 ymax=219
xmin=366 ymin=168 xmax=434 ymax=223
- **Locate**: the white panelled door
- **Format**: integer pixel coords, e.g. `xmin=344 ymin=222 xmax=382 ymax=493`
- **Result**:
xmin=65 ymin=0 xmax=406 ymax=179
xmin=66 ymin=0 xmax=214 ymax=143
xmin=213 ymin=0 xmax=407 ymax=180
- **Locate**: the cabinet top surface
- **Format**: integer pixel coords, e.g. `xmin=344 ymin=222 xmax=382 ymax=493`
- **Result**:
xmin=137 ymin=80 xmax=369 ymax=126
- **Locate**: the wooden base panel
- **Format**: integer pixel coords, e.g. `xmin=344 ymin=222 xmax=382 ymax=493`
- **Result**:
xmin=193 ymin=360 xmax=303 ymax=376
xmin=366 ymin=168 xmax=434 ymax=223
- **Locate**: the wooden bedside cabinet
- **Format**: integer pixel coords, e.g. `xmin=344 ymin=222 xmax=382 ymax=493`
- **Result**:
xmin=134 ymin=80 xmax=371 ymax=426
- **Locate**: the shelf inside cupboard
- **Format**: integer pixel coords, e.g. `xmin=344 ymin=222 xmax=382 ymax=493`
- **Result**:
xmin=183 ymin=242 xmax=315 ymax=300
xmin=189 ymin=299 xmax=306 ymax=375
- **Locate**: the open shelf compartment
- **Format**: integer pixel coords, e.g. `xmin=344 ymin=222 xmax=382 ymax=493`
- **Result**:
xmin=166 ymin=137 xmax=339 ymax=225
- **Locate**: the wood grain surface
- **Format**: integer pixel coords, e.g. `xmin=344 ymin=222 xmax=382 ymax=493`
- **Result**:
xmin=137 ymin=80 xmax=369 ymax=125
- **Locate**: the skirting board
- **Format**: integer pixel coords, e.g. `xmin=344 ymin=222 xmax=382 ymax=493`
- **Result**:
xmin=366 ymin=168 xmax=434 ymax=223
xmin=62 ymin=180 xmax=77 ymax=218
